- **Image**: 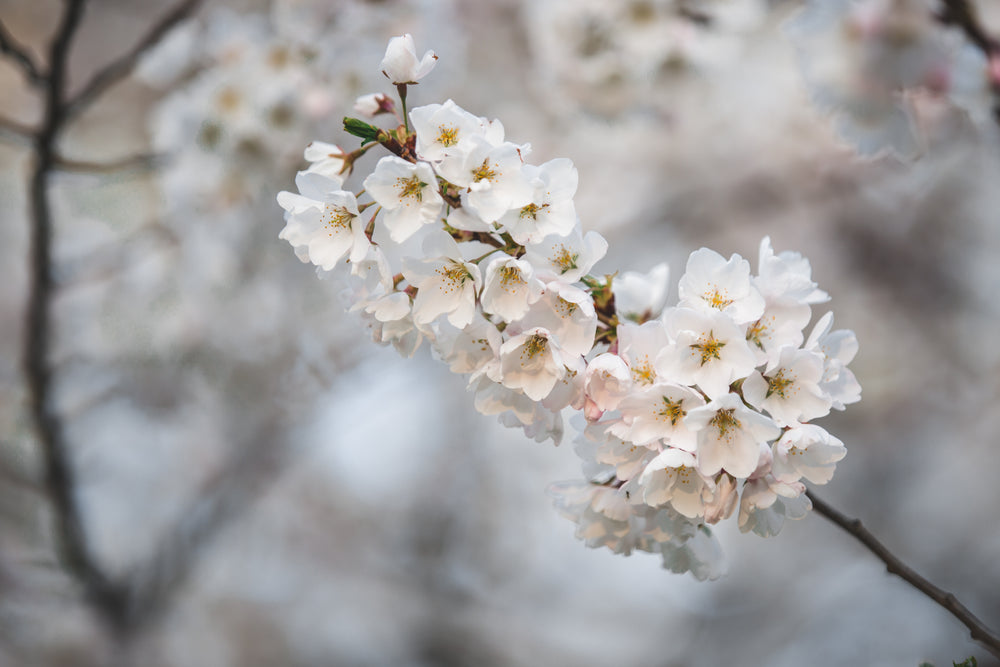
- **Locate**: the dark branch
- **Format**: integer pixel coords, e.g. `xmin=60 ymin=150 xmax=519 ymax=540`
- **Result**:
xmin=0 ymin=18 xmax=44 ymax=86
xmin=117 ymin=427 xmax=290 ymax=633
xmin=24 ymin=0 xmax=131 ymax=630
xmin=63 ymin=0 xmax=203 ymax=121
xmin=807 ymin=489 xmax=1000 ymax=660
xmin=54 ymin=152 xmax=163 ymax=174
xmin=937 ymin=0 xmax=1000 ymax=56
xmin=0 ymin=116 xmax=37 ymax=143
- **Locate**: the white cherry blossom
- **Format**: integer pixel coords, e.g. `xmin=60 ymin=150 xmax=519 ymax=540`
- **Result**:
xmin=363 ymin=156 xmax=443 ymax=243
xmin=435 ymin=136 xmax=533 ymax=222
xmin=685 ymin=393 xmax=781 ymax=478
xmin=743 ymin=346 xmax=832 ymax=426
xmin=379 ymin=33 xmax=438 ymax=84
xmin=771 ymin=423 xmax=847 ymax=485
xmin=410 ymin=99 xmax=502 ymax=162
xmin=402 ymin=232 xmax=482 ymax=328
xmin=480 ymin=254 xmax=545 ymax=322
xmin=640 ymin=448 xmax=716 ymax=519
xmin=498 ymin=158 xmax=578 ymax=244
xmin=584 ymin=353 xmax=632 ymax=412
xmin=678 ymin=247 xmax=764 ymax=325
xmin=657 ymin=308 xmax=757 ymax=399
xmin=523 ymin=228 xmax=608 ymax=283
xmin=614 ymin=263 xmax=670 ymax=323
xmin=277 ymin=180 xmax=369 ymax=271
xmin=499 ymin=327 xmax=567 ymax=401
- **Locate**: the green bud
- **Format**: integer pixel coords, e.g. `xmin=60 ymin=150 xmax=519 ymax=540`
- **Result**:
xmin=343 ymin=117 xmax=381 ymax=145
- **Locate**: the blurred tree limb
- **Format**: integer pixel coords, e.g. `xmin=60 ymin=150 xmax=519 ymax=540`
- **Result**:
xmin=0 ymin=17 xmax=43 ymax=86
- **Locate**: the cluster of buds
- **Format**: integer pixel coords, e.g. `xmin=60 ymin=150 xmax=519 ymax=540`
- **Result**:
xmin=278 ymin=35 xmax=861 ymax=578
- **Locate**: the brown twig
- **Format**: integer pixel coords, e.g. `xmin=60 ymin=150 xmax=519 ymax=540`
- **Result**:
xmin=63 ymin=0 xmax=203 ymax=121
xmin=0 ymin=17 xmax=44 ymax=86
xmin=806 ymin=489 xmax=1000 ymax=660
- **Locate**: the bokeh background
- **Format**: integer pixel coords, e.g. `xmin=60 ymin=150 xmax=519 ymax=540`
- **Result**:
xmin=1 ymin=0 xmax=999 ymax=665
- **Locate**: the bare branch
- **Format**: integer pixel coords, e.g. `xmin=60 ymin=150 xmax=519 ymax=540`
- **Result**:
xmin=807 ymin=489 xmax=1000 ymax=660
xmin=0 ymin=18 xmax=44 ymax=86
xmin=53 ymin=152 xmax=163 ymax=174
xmin=937 ymin=0 xmax=1000 ymax=56
xmin=0 ymin=116 xmax=36 ymax=144
xmin=63 ymin=0 xmax=203 ymax=121
xmin=24 ymin=0 xmax=132 ymax=631
xmin=118 ymin=426 xmax=291 ymax=632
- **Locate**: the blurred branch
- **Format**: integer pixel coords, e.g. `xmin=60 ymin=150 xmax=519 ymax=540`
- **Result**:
xmin=0 ymin=116 xmax=36 ymax=143
xmin=806 ymin=489 xmax=1000 ymax=660
xmin=64 ymin=0 xmax=203 ymax=121
xmin=54 ymin=152 xmax=163 ymax=174
xmin=119 ymin=426 xmax=292 ymax=632
xmin=937 ymin=0 xmax=1000 ymax=56
xmin=25 ymin=0 xmax=132 ymax=628
xmin=0 ymin=18 xmax=44 ymax=86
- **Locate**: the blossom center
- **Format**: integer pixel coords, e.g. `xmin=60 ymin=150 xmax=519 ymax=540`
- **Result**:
xmin=630 ymin=355 xmax=656 ymax=385
xmin=552 ymin=244 xmax=579 ymax=273
xmin=746 ymin=318 xmax=770 ymax=351
xmin=521 ymin=333 xmax=549 ymax=360
xmin=499 ymin=265 xmax=525 ymax=292
xmin=657 ymin=396 xmax=686 ymax=426
xmin=765 ymin=370 xmax=795 ymax=399
xmin=437 ymin=125 xmax=459 ymax=147
xmin=690 ymin=331 xmax=726 ymax=366
xmin=396 ymin=174 xmax=425 ymax=200
xmin=554 ymin=297 xmax=579 ymax=319
xmin=701 ymin=285 xmax=734 ymax=310
xmin=519 ymin=202 xmax=549 ymax=220
xmin=473 ymin=158 xmax=498 ymax=183
xmin=323 ymin=204 xmax=355 ymax=236
xmin=436 ymin=262 xmax=472 ymax=291
xmin=710 ymin=408 xmax=741 ymax=439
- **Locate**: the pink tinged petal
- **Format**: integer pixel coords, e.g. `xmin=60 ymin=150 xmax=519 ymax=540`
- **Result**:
xmin=585 ymin=353 xmax=632 ymax=411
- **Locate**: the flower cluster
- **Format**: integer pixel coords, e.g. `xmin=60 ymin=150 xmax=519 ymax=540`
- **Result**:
xmin=523 ymin=0 xmax=766 ymax=115
xmin=788 ymin=0 xmax=998 ymax=159
xmin=278 ymin=36 xmax=861 ymax=578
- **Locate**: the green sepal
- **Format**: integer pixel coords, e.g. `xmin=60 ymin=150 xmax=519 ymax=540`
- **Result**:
xmin=343 ymin=117 xmax=382 ymax=146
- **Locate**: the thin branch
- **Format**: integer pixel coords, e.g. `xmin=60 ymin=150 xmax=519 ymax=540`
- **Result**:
xmin=806 ymin=489 xmax=1000 ymax=660
xmin=118 ymin=426 xmax=291 ymax=633
xmin=63 ymin=0 xmax=203 ymax=121
xmin=937 ymin=0 xmax=1000 ymax=56
xmin=53 ymin=152 xmax=163 ymax=174
xmin=24 ymin=0 xmax=131 ymax=630
xmin=0 ymin=17 xmax=44 ymax=86
xmin=0 ymin=115 xmax=36 ymax=144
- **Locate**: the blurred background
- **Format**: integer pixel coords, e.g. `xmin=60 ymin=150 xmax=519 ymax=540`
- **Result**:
xmin=1 ymin=0 xmax=999 ymax=665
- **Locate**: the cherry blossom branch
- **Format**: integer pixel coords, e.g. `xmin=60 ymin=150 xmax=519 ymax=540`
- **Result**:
xmin=806 ymin=489 xmax=1000 ymax=660
xmin=0 ymin=17 xmax=44 ymax=86
xmin=63 ymin=0 xmax=203 ymax=121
